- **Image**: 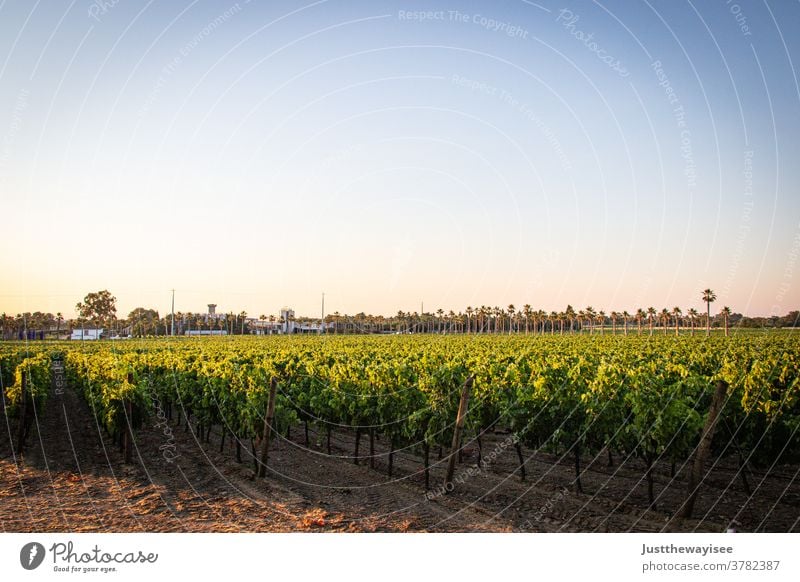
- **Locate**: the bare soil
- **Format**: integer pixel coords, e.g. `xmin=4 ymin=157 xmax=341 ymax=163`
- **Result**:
xmin=1 ymin=382 xmax=798 ymax=532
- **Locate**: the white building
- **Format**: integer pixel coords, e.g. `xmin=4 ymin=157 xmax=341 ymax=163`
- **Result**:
xmin=248 ymin=310 xmax=333 ymax=335
xmin=70 ymin=328 xmax=104 ymax=340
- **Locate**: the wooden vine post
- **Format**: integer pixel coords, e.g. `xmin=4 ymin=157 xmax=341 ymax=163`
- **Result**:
xmin=257 ymin=377 xmax=278 ymax=478
xmin=443 ymin=374 xmax=474 ymax=490
xmin=122 ymin=372 xmax=134 ymax=464
xmin=676 ymin=380 xmax=728 ymax=519
xmin=15 ymin=371 xmax=28 ymax=455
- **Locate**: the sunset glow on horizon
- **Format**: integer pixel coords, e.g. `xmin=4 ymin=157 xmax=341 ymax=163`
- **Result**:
xmin=1 ymin=1 xmax=798 ymax=319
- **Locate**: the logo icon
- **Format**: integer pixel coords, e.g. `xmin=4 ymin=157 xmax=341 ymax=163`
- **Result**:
xmin=20 ymin=542 xmax=45 ymax=570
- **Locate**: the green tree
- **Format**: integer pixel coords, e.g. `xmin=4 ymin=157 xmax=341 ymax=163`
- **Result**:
xmin=565 ymin=304 xmax=576 ymax=334
xmin=522 ymin=304 xmax=532 ymax=335
xmin=721 ymin=306 xmax=732 ymax=337
xmin=585 ymin=307 xmax=596 ymax=335
xmin=128 ymin=308 xmax=159 ymax=336
xmin=647 ymin=307 xmax=656 ymax=336
xmin=76 ymin=290 xmax=117 ymax=332
xmin=702 ymin=289 xmax=717 ymax=336
xmin=660 ymin=308 xmax=670 ymax=335
xmin=687 ymin=308 xmax=699 ymax=335
xmin=672 ymin=306 xmax=682 ymax=336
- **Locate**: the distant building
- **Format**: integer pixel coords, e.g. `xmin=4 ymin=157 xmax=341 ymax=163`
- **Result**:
xmin=248 ymin=319 xmax=283 ymax=335
xmin=71 ymin=328 xmax=104 ymax=340
xmin=249 ymin=316 xmax=332 ymax=335
xmin=293 ymin=321 xmax=332 ymax=334
xmin=185 ymin=330 xmax=227 ymax=336
xmin=205 ymin=303 xmax=220 ymax=324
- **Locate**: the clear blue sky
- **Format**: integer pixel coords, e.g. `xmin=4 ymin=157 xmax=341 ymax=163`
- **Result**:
xmin=0 ymin=0 xmax=798 ymax=318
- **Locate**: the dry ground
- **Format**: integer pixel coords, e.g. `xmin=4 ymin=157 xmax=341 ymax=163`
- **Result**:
xmin=1 ymin=381 xmax=798 ymax=532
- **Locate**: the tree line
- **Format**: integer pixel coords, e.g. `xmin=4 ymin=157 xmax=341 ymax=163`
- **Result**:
xmin=1 ymin=288 xmax=798 ymax=339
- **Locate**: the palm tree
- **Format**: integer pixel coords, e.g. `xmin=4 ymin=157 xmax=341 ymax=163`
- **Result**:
xmin=465 ymin=306 xmax=473 ymax=334
xmin=660 ymin=308 xmax=670 ymax=335
xmin=565 ymin=305 xmax=576 ymax=334
xmin=536 ymin=310 xmax=547 ymax=334
xmin=55 ymin=312 xmax=64 ymax=339
xmin=507 ymin=304 xmax=516 ymax=335
xmin=672 ymin=306 xmax=682 ymax=336
xmin=610 ymin=311 xmax=618 ymax=335
xmin=721 ymin=306 xmax=731 ymax=337
xmin=597 ymin=310 xmax=606 ymax=334
xmin=647 ymin=307 xmax=656 ymax=336
xmin=585 ymin=307 xmax=596 ymax=334
xmin=622 ymin=310 xmax=630 ymax=336
xmin=522 ymin=304 xmax=532 ymax=334
xmin=636 ymin=308 xmax=645 ymax=335
xmin=702 ymin=289 xmax=717 ymax=336
xmin=687 ymin=308 xmax=699 ymax=335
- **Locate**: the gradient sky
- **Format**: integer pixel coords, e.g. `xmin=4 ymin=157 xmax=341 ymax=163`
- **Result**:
xmin=1 ymin=0 xmax=798 ymax=318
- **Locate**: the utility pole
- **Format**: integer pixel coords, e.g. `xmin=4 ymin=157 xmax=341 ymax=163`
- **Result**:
xmin=321 ymin=292 xmax=325 ymax=335
xmin=170 ymin=289 xmax=175 ymax=336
